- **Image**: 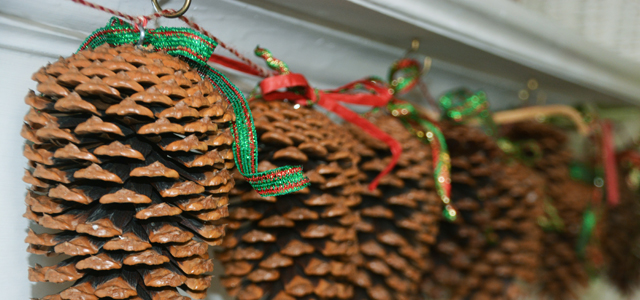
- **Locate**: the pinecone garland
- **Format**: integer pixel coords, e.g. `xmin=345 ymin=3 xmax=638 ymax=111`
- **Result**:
xmin=344 ymin=112 xmax=442 ymax=300
xmin=600 ymin=165 xmax=640 ymax=295
xmin=422 ymin=123 xmax=545 ymax=300
xmin=218 ymin=100 xmax=361 ymax=300
xmin=23 ymin=43 xmax=235 ymax=299
xmin=502 ymin=121 xmax=589 ymax=300
xmin=536 ymin=181 xmax=590 ymax=300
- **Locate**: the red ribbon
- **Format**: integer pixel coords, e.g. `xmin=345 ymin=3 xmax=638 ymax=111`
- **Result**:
xmin=259 ymin=73 xmax=402 ymax=190
xmin=601 ymin=120 xmax=619 ymax=206
xmin=208 ymin=54 xmax=269 ymax=77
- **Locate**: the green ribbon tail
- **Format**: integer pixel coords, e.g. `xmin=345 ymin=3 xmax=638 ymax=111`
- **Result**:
xmin=388 ymin=102 xmax=455 ymax=221
xmin=577 ymin=208 xmax=596 ymax=257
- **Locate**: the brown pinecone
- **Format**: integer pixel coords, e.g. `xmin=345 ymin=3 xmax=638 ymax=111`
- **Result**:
xmin=502 ymin=121 xmax=589 ymax=300
xmin=600 ymin=165 xmax=640 ymax=295
xmin=422 ymin=123 xmax=545 ymax=300
xmin=218 ymin=100 xmax=361 ymax=300
xmin=22 ymin=43 xmax=234 ymax=299
xmin=344 ymin=112 xmax=441 ymax=300
xmin=501 ymin=121 xmax=571 ymax=181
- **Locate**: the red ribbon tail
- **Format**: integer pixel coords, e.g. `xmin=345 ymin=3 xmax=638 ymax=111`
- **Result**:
xmin=368 ymin=142 xmax=402 ymax=191
xmin=318 ymin=96 xmax=402 ymax=191
xmin=602 ymin=120 xmax=619 ymax=206
xmin=208 ymin=54 xmax=264 ymax=77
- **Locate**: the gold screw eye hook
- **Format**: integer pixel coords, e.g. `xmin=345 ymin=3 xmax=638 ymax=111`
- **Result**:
xmin=152 ymin=0 xmax=192 ymax=18
xmin=410 ymin=38 xmax=420 ymax=52
xmin=404 ymin=38 xmax=420 ymax=57
xmin=405 ymin=38 xmax=433 ymax=76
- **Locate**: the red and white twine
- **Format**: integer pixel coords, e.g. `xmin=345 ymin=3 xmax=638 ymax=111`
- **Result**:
xmin=70 ymin=0 xmax=271 ymax=77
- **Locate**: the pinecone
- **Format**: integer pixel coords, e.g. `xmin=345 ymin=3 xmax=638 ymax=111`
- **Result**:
xmin=422 ymin=123 xmax=545 ymax=300
xmin=600 ymin=165 xmax=640 ymax=295
xmin=502 ymin=121 xmax=589 ymax=300
xmin=218 ymin=100 xmax=361 ymax=300
xmin=344 ymin=112 xmax=441 ymax=300
xmin=501 ymin=121 xmax=572 ymax=182
xmin=22 ymin=43 xmax=235 ymax=299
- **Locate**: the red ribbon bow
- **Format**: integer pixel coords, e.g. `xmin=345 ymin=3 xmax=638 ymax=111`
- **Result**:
xmin=258 ymin=73 xmax=402 ymax=191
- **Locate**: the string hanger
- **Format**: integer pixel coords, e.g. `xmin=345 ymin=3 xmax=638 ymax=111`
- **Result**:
xmin=70 ymin=0 xmax=272 ymax=77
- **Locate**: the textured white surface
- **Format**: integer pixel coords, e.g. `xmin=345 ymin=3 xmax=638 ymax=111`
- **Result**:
xmin=240 ymin=0 xmax=640 ymax=105
xmin=514 ymin=0 xmax=640 ymax=63
xmin=0 ymin=48 xmax=48 ymax=300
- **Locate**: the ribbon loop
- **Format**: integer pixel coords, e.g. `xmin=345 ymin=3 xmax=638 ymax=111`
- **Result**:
xmin=78 ymin=17 xmax=309 ymax=196
xmin=259 ymin=73 xmax=313 ymax=102
xmin=388 ymin=58 xmax=422 ymax=95
xmin=440 ymin=89 xmax=496 ymax=136
xmin=253 ymin=47 xmax=402 ymax=191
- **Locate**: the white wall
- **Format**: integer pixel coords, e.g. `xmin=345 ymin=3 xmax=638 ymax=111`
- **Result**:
xmin=0 ymin=48 xmax=49 ymax=300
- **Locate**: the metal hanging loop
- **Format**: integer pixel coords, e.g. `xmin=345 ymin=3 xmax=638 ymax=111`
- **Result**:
xmin=137 ymin=22 xmax=147 ymax=47
xmin=421 ymin=56 xmax=432 ymax=76
xmin=410 ymin=38 xmax=420 ymax=52
xmin=403 ymin=38 xmax=432 ymax=76
xmin=403 ymin=38 xmax=420 ymax=57
xmin=152 ymin=0 xmax=191 ymax=18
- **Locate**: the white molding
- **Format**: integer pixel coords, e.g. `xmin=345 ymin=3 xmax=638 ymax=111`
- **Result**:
xmin=0 ymin=14 xmax=82 ymax=59
xmin=348 ymin=0 xmax=640 ymax=105
xmin=0 ymin=0 xmax=554 ymax=111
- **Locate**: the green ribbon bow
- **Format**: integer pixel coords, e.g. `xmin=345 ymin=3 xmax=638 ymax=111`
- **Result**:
xmin=440 ymin=89 xmax=496 ymax=136
xmin=78 ymin=17 xmax=309 ymax=196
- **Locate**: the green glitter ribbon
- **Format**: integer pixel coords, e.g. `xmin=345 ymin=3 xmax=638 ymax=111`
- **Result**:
xmin=255 ymin=46 xmax=290 ymax=75
xmin=386 ymin=58 xmax=456 ymax=221
xmin=78 ymin=17 xmax=309 ymax=196
xmin=569 ymin=161 xmax=595 ymax=183
xmin=569 ymin=161 xmax=600 ymax=257
xmin=577 ymin=208 xmax=597 ymax=257
xmin=388 ymin=58 xmax=421 ymax=95
xmin=388 ymin=102 xmax=456 ymax=221
xmin=440 ymin=89 xmax=497 ymax=136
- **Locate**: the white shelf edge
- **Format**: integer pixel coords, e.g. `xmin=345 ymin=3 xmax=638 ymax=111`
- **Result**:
xmin=0 ymin=7 xmax=541 ymax=110
xmin=348 ymin=0 xmax=640 ymax=106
